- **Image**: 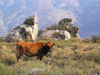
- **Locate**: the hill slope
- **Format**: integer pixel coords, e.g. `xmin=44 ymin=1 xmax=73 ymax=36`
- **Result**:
xmin=0 ymin=38 xmax=100 ymax=74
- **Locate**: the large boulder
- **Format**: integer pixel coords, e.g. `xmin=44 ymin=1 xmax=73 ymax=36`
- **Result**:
xmin=58 ymin=18 xmax=80 ymax=38
xmin=59 ymin=31 xmax=71 ymax=40
xmin=39 ymin=30 xmax=71 ymax=40
xmin=5 ymin=15 xmax=38 ymax=41
xmin=40 ymin=30 xmax=59 ymax=37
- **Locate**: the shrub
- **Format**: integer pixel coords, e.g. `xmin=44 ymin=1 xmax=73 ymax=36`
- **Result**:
xmin=91 ymin=35 xmax=100 ymax=43
xmin=71 ymin=44 xmax=83 ymax=50
xmin=39 ymin=36 xmax=52 ymax=41
xmin=11 ymin=38 xmax=20 ymax=42
xmin=1 ymin=54 xmax=16 ymax=65
xmin=52 ymin=32 xmax=60 ymax=38
xmin=96 ymin=36 xmax=100 ymax=43
xmin=24 ymin=39 xmax=35 ymax=42
xmin=46 ymin=23 xmax=65 ymax=30
xmin=0 ymin=37 xmax=4 ymax=42
xmin=84 ymin=51 xmax=100 ymax=64
xmin=46 ymin=23 xmax=58 ymax=30
xmin=6 ymin=38 xmax=20 ymax=42
xmin=82 ymin=38 xmax=91 ymax=43
xmin=0 ymin=63 xmax=10 ymax=75
xmin=72 ymin=51 xmax=85 ymax=60
xmin=96 ymin=40 xmax=100 ymax=43
xmin=0 ymin=49 xmax=2 ymax=59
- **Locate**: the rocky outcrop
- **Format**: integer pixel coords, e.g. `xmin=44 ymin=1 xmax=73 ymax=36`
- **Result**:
xmin=5 ymin=15 xmax=38 ymax=41
xmin=58 ymin=18 xmax=80 ymax=38
xmin=38 ymin=18 xmax=80 ymax=40
xmin=38 ymin=30 xmax=71 ymax=40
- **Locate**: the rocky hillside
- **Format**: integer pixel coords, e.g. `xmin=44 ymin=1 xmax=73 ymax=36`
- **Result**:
xmin=0 ymin=0 xmax=100 ymax=38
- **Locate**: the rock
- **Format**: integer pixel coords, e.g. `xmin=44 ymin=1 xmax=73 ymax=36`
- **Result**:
xmin=58 ymin=18 xmax=80 ymax=38
xmin=23 ymin=15 xmax=38 ymax=25
xmin=59 ymin=18 xmax=74 ymax=25
xmin=59 ymin=31 xmax=71 ymax=40
xmin=38 ymin=30 xmax=44 ymax=37
xmin=39 ymin=30 xmax=71 ymax=40
xmin=5 ymin=15 xmax=38 ymax=42
xmin=40 ymin=30 xmax=59 ymax=37
xmin=65 ymin=25 xmax=79 ymax=33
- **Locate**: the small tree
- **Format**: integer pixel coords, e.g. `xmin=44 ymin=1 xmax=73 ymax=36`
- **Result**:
xmin=91 ymin=35 xmax=100 ymax=43
xmin=0 ymin=37 xmax=4 ymax=42
xmin=46 ymin=23 xmax=58 ymax=30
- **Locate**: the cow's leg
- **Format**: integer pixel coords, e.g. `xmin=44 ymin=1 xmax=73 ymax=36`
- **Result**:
xmin=37 ymin=56 xmax=41 ymax=62
xmin=37 ymin=55 xmax=43 ymax=61
xmin=17 ymin=53 xmax=23 ymax=63
xmin=16 ymin=46 xmax=20 ymax=63
xmin=20 ymin=56 xmax=23 ymax=64
xmin=39 ymin=55 xmax=43 ymax=61
xmin=19 ymin=54 xmax=24 ymax=64
xmin=37 ymin=56 xmax=39 ymax=60
xmin=17 ymin=56 xmax=20 ymax=63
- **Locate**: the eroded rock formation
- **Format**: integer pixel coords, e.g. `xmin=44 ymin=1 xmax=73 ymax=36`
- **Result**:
xmin=38 ymin=18 xmax=80 ymax=40
xmin=58 ymin=18 xmax=80 ymax=38
xmin=5 ymin=15 xmax=38 ymax=41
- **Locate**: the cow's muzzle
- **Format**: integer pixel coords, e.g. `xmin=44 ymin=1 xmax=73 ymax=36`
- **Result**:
xmin=49 ymin=49 xmax=52 ymax=52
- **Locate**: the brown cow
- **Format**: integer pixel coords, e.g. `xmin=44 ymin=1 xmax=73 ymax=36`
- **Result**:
xmin=16 ymin=41 xmax=55 ymax=63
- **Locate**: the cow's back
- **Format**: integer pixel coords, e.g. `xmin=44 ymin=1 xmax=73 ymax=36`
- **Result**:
xmin=25 ymin=42 xmax=46 ymax=55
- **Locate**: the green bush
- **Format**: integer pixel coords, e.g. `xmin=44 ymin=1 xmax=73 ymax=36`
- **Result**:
xmin=0 ymin=63 xmax=10 ymax=75
xmin=52 ymin=32 xmax=60 ymax=38
xmin=11 ymin=38 xmax=20 ymax=42
xmin=24 ymin=39 xmax=35 ymax=42
xmin=91 ymin=35 xmax=100 ymax=43
xmin=82 ymin=38 xmax=91 ymax=43
xmin=0 ymin=37 xmax=4 ymax=42
xmin=1 ymin=58 xmax=15 ymax=65
xmin=84 ymin=52 xmax=100 ymax=64
xmin=0 ymin=50 xmax=2 ymax=60
xmin=46 ymin=23 xmax=58 ymax=30
xmin=5 ymin=38 xmax=20 ymax=42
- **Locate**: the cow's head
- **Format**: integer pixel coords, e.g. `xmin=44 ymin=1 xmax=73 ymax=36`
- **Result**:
xmin=43 ymin=41 xmax=55 ymax=55
xmin=46 ymin=41 xmax=55 ymax=52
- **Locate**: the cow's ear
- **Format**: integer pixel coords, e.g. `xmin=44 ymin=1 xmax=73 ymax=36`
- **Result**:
xmin=43 ymin=44 xmax=46 ymax=46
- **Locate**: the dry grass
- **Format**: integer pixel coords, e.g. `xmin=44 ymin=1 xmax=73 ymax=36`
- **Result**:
xmin=0 ymin=38 xmax=100 ymax=75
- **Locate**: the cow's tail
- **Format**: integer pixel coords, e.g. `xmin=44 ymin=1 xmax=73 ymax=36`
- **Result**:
xmin=16 ymin=45 xmax=20 ymax=63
